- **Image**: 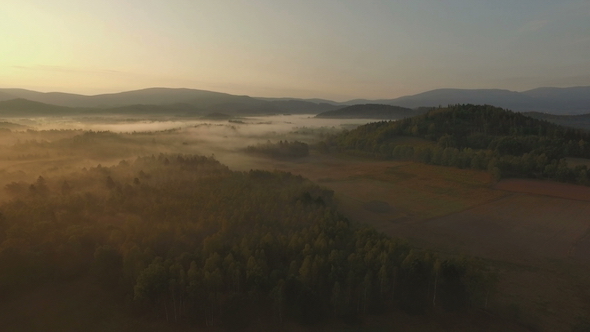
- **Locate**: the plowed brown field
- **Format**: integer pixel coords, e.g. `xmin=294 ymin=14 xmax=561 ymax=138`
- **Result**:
xmin=495 ymin=178 xmax=590 ymax=202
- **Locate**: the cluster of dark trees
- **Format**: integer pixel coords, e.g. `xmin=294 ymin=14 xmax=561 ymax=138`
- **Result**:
xmin=323 ymin=104 xmax=590 ymax=184
xmin=0 ymin=154 xmax=495 ymax=328
xmin=246 ymin=140 xmax=309 ymax=159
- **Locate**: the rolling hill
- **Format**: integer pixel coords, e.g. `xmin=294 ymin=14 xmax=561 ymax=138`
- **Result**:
xmin=0 ymin=88 xmax=239 ymax=108
xmin=0 ymin=97 xmax=332 ymax=117
xmin=0 ymin=99 xmax=79 ymax=116
xmin=2 ymin=85 xmax=589 ymax=115
xmin=0 ymin=88 xmax=337 ymax=115
xmin=0 ymin=99 xmax=207 ymax=117
xmin=343 ymin=86 xmax=590 ymax=114
xmin=382 ymin=89 xmax=531 ymax=109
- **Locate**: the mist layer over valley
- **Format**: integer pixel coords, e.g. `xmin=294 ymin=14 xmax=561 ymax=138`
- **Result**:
xmin=0 ymin=115 xmax=369 ymax=183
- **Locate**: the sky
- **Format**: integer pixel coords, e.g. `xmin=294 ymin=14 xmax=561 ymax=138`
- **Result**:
xmin=1 ymin=0 xmax=589 ymax=101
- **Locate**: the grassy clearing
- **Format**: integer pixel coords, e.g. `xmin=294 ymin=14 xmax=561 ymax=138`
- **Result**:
xmin=255 ymin=154 xmax=506 ymax=222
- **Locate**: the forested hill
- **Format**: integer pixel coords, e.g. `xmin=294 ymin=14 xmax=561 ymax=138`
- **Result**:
xmin=315 ymin=104 xmax=416 ymax=119
xmin=325 ymin=104 xmax=590 ymax=184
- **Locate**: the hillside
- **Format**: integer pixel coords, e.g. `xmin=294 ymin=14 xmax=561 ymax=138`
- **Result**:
xmin=0 ymin=99 xmax=80 ymax=116
xmin=0 ymin=91 xmax=17 ymax=102
xmin=342 ymin=86 xmax=590 ymax=114
xmin=525 ymin=111 xmax=590 ymax=131
xmin=0 ymin=88 xmax=335 ymax=115
xmin=0 ymin=88 xmax=242 ymax=108
xmin=0 ymin=99 xmax=207 ymax=117
xmin=3 ymin=85 xmax=590 ymax=115
xmin=384 ymin=89 xmax=531 ymax=110
xmin=0 ymin=98 xmax=326 ymax=117
xmin=315 ymin=104 xmax=417 ymax=119
xmin=102 ymin=103 xmax=204 ymax=116
xmin=325 ymin=104 xmax=590 ymax=184
xmin=521 ymin=86 xmax=590 ymax=112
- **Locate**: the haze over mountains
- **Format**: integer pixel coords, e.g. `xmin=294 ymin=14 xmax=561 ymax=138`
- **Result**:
xmin=0 ymin=86 xmax=589 ymax=116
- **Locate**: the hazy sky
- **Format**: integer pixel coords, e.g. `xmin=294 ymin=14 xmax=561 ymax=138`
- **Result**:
xmin=1 ymin=1 xmax=589 ymax=100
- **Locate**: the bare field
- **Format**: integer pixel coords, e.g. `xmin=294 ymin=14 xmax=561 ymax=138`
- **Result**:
xmin=416 ymin=186 xmax=590 ymax=330
xmin=249 ymin=154 xmax=506 ymax=223
xmin=416 ymin=194 xmax=590 ymax=262
xmin=495 ymin=178 xmax=590 ymax=201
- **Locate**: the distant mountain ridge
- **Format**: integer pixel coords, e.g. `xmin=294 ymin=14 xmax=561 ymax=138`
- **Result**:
xmin=342 ymin=87 xmax=590 ymax=114
xmin=0 ymin=88 xmax=234 ymax=108
xmin=0 ymin=99 xmax=78 ymax=116
xmin=0 ymin=88 xmax=337 ymax=115
xmin=0 ymin=86 xmax=589 ymax=115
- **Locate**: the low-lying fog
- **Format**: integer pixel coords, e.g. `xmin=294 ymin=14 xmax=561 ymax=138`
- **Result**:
xmin=0 ymin=114 xmax=378 ymax=198
xmin=15 ymin=114 xmax=369 ymax=133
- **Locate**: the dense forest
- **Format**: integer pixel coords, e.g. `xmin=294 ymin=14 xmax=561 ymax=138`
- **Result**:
xmin=323 ymin=104 xmax=590 ymax=185
xmin=0 ymin=154 xmax=495 ymax=328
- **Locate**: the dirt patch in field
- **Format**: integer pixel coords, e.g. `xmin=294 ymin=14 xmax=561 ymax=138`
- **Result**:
xmin=495 ymin=179 xmax=590 ymax=201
